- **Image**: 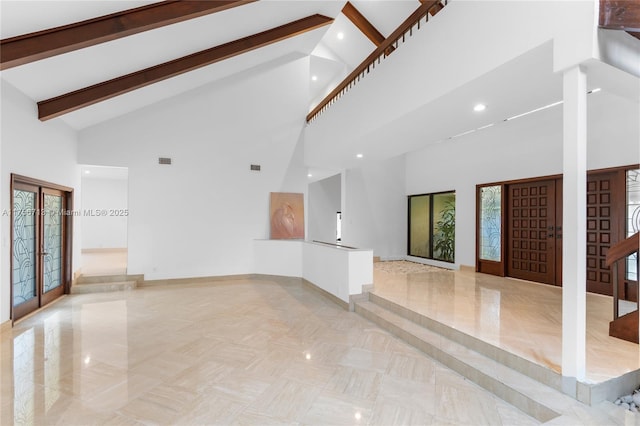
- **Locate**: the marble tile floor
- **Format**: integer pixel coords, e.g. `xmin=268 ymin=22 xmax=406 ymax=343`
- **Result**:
xmin=0 ymin=277 xmax=544 ymax=425
xmin=370 ymin=263 xmax=640 ymax=384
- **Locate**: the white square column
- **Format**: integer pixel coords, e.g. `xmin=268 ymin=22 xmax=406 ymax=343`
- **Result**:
xmin=562 ymin=65 xmax=587 ymax=392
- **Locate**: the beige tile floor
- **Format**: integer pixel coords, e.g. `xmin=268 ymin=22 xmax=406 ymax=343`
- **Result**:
xmin=371 ymin=262 xmax=640 ymax=384
xmin=1 ymin=277 xmax=542 ymax=425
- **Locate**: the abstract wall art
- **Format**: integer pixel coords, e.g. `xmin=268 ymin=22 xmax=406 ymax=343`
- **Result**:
xmin=270 ymin=192 xmax=304 ymax=239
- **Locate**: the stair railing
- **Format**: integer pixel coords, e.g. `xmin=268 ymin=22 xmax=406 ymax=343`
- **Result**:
xmin=306 ymin=0 xmax=447 ymax=123
xmin=605 ymin=232 xmax=640 ymax=319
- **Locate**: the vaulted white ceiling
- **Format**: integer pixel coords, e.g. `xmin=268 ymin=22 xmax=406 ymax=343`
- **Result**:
xmin=1 ymin=0 xmax=638 ymax=178
xmin=1 ymin=0 xmax=423 ymax=130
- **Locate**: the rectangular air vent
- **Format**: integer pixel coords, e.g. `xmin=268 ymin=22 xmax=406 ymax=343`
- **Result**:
xmin=158 ymin=157 xmax=172 ymax=165
xmin=250 ymin=164 xmax=261 ymax=171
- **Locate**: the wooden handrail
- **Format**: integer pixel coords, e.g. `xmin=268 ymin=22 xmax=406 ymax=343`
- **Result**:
xmin=306 ymin=0 xmax=446 ymax=123
xmin=605 ymin=232 xmax=639 ymax=267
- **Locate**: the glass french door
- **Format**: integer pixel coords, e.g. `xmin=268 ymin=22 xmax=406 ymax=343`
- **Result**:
xmin=12 ymin=177 xmax=70 ymax=321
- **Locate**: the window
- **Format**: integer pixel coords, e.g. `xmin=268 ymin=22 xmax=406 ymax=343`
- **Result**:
xmin=408 ymin=191 xmax=455 ymax=262
xmin=476 ymin=183 xmax=506 ymax=276
xmin=627 ymin=169 xmax=640 ymax=281
xmin=479 ymin=185 xmax=502 ymax=262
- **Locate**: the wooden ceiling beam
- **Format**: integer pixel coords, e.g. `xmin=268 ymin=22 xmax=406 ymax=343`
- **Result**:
xmin=1 ymin=0 xmax=257 ymax=70
xmin=341 ymin=2 xmax=385 ymax=46
xmin=37 ymin=14 xmax=333 ymax=121
xmin=600 ymin=0 xmax=640 ymax=30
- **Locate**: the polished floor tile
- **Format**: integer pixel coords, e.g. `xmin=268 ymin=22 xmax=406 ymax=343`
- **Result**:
xmin=1 ymin=276 xmax=545 ymax=425
xmin=371 ymin=262 xmax=640 ymax=384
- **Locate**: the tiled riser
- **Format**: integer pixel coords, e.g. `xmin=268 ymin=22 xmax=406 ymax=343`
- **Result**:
xmin=77 ymin=274 xmax=143 ymax=284
xmin=355 ymin=302 xmax=560 ymax=423
xmin=71 ymin=281 xmax=136 ymax=294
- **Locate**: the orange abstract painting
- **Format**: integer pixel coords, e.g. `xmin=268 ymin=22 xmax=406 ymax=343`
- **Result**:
xmin=270 ymin=192 xmax=304 ymax=239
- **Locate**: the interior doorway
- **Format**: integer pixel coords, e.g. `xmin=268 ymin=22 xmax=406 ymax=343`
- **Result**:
xmin=11 ymin=175 xmax=73 ymax=321
xmin=80 ymin=166 xmax=128 ymax=276
xmin=308 ymin=173 xmax=341 ymax=244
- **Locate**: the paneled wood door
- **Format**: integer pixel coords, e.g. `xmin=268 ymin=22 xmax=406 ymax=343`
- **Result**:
xmin=507 ymin=180 xmax=562 ymax=285
xmin=586 ymin=171 xmax=625 ymax=296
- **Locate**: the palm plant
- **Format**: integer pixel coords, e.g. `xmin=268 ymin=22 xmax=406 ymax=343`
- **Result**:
xmin=434 ymin=200 xmax=455 ymax=262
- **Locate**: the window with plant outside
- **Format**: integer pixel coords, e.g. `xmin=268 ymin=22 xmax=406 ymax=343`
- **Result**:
xmin=408 ymin=191 xmax=456 ymax=262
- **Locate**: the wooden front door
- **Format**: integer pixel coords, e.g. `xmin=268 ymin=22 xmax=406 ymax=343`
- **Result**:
xmin=586 ymin=171 xmax=625 ymax=296
xmin=507 ymin=180 xmax=562 ymax=285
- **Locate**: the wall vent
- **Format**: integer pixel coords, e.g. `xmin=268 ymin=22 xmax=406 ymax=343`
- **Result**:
xmin=158 ymin=157 xmax=172 ymax=165
xmin=250 ymin=164 xmax=261 ymax=171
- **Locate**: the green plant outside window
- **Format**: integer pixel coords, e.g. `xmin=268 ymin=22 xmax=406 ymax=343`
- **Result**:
xmin=408 ymin=191 xmax=455 ymax=263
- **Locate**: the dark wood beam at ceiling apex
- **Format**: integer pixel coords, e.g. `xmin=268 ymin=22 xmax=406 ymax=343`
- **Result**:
xmin=37 ymin=14 xmax=334 ymax=121
xmin=342 ymin=2 xmax=386 ymax=46
xmin=1 ymin=0 xmax=257 ymax=70
xmin=599 ymin=0 xmax=640 ymax=30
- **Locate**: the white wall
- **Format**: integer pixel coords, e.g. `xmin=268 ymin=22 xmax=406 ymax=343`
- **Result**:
xmin=253 ymin=239 xmax=303 ymax=277
xmin=405 ymin=90 xmax=640 ymax=268
xmin=0 ymin=80 xmax=80 ymax=323
xmin=342 ymin=155 xmax=406 ymax=259
xmin=308 ymin=173 xmax=341 ymax=243
xmin=81 ymin=177 xmax=128 ymax=249
xmin=79 ymin=57 xmax=309 ymax=280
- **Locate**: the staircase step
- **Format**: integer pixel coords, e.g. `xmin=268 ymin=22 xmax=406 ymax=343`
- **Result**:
xmin=71 ymin=280 xmax=136 ymax=294
xmin=355 ymin=299 xmax=586 ymax=423
xmin=610 ymin=310 xmax=639 ymax=343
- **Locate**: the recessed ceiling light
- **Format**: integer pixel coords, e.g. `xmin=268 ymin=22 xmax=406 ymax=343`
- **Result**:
xmin=84 ymin=170 xmax=91 ymax=174
xmin=337 ymin=32 xmax=344 ymax=40
xmin=311 ymin=75 xmax=318 ymax=81
xmin=356 ymin=153 xmax=363 ymax=158
xmin=473 ymin=104 xmax=487 ymax=112
xmin=307 ymin=173 xmax=312 ymax=177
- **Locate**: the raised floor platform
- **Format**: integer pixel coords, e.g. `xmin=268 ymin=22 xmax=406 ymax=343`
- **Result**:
xmin=355 ymin=261 xmax=640 ymax=422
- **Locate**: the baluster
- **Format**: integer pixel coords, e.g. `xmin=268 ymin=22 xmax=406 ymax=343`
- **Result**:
xmin=614 ymin=261 xmax=619 ymax=319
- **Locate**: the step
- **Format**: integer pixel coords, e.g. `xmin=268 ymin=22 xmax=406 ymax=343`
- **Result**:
xmin=71 ymin=280 xmax=137 ymax=294
xmin=368 ymin=292 xmax=563 ymax=391
xmin=76 ymin=273 xmax=143 ymax=285
xmin=610 ymin=310 xmax=639 ymax=344
xmin=356 ymin=299 xmax=588 ymax=423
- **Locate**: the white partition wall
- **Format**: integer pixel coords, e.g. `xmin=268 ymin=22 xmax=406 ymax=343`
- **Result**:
xmin=253 ymin=240 xmax=373 ymax=304
xmin=253 ymin=239 xmax=303 ymax=277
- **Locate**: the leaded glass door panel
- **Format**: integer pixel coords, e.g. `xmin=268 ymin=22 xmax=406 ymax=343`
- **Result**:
xmin=477 ymin=184 xmax=506 ymax=276
xmin=12 ymin=183 xmax=40 ymax=320
xmin=41 ymin=189 xmax=65 ymax=306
